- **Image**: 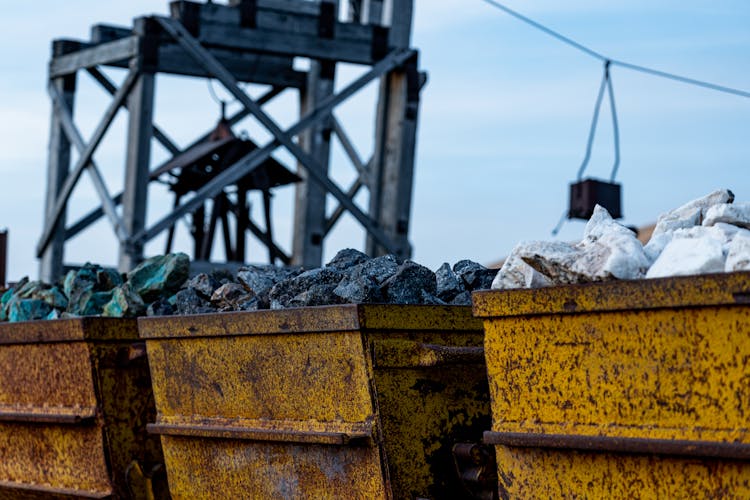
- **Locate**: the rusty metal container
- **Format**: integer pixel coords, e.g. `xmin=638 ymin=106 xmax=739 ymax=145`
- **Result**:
xmin=138 ymin=304 xmax=492 ymax=499
xmin=0 ymin=318 xmax=168 ymax=499
xmin=473 ymin=272 xmax=750 ymax=499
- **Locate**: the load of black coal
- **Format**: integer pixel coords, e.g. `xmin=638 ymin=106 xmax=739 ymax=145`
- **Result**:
xmin=0 ymin=250 xmax=498 ymax=322
xmin=163 ymin=249 xmax=497 ymax=314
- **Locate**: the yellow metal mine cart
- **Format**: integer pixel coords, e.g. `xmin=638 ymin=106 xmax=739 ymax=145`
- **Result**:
xmin=139 ymin=304 xmax=493 ymax=499
xmin=0 ymin=318 xmax=168 ymax=499
xmin=473 ymin=272 xmax=750 ymax=499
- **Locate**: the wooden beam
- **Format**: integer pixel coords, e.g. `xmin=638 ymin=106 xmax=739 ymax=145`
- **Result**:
xmin=292 ymin=61 xmax=336 ymax=267
xmin=156 ymin=43 xmax=306 ymax=87
xmin=119 ymin=67 xmax=156 ymax=271
xmin=49 ymin=37 xmax=139 ymax=78
xmin=389 ymin=0 xmax=413 ymax=48
xmin=197 ymin=24 xmax=379 ymax=66
xmin=325 ymin=178 xmax=364 ymax=235
xmin=332 ymin=115 xmax=369 ymax=179
xmin=356 ymin=0 xmax=385 ymax=24
xmin=227 ymin=0 xmax=321 ymax=17
xmin=53 ymin=30 xmax=306 ymax=87
xmin=39 ymin=70 xmax=76 ymax=282
xmin=119 ymin=19 xmax=158 ymax=271
xmin=225 ymin=196 xmax=291 ymax=265
xmin=170 ymin=1 xmax=387 ymax=65
xmin=366 ymin=54 xmax=420 ymax=259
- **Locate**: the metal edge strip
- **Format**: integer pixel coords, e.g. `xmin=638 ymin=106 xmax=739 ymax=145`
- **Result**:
xmin=0 ymin=480 xmax=111 ymax=499
xmin=0 ymin=407 xmax=97 ymax=425
xmin=148 ymin=422 xmax=374 ymax=447
xmin=483 ymin=431 xmax=750 ymax=460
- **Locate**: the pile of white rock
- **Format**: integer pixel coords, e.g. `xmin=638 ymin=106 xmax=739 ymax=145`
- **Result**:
xmin=492 ymin=189 xmax=750 ymax=290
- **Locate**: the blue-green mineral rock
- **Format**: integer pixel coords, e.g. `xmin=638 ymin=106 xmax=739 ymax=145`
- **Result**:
xmin=102 ymin=284 xmax=146 ymax=318
xmin=8 ymin=299 xmax=52 ymax=322
xmin=127 ymin=253 xmax=189 ymax=302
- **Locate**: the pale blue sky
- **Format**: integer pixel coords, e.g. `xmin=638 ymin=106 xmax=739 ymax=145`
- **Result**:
xmin=1 ymin=1 xmax=748 ymax=280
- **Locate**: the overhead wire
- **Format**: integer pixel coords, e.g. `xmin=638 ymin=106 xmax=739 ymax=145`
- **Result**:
xmin=478 ymin=0 xmax=750 ymax=100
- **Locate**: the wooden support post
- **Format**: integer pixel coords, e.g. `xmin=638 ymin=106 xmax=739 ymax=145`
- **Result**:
xmin=201 ymin=198 xmax=220 ymax=261
xmin=235 ymin=187 xmax=248 ymax=263
xmin=262 ymin=189 xmax=274 ymax=264
xmin=192 ymin=205 xmax=206 ymax=258
xmin=366 ymin=1 xmax=418 ymax=259
xmin=219 ymin=194 xmax=234 ymax=261
xmin=164 ymin=194 xmax=181 ymax=254
xmin=40 ymin=42 xmax=77 ymax=282
xmin=119 ymin=19 xmax=157 ymax=272
xmin=388 ymin=0 xmax=412 ymax=47
xmin=292 ymin=59 xmax=336 ymax=267
xmin=355 ymin=0 xmax=384 ymax=24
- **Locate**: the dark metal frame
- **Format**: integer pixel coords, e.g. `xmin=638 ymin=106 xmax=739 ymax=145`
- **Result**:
xmin=39 ymin=0 xmax=423 ymax=281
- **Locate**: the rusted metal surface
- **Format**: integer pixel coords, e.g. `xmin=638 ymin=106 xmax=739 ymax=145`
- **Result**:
xmin=474 ymin=271 xmax=750 ymax=498
xmin=140 ymin=304 xmax=491 ymax=499
xmin=0 ymin=318 xmax=168 ymax=499
xmin=493 ymin=446 xmax=750 ymax=500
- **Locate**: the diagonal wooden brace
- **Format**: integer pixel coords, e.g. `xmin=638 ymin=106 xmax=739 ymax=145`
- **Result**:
xmin=49 ymin=84 xmax=128 ymax=243
xmin=130 ymin=17 xmax=413 ymax=249
xmin=36 ymin=68 xmax=139 ymax=257
xmin=151 ymin=16 xmax=408 ymax=254
xmin=63 ymin=85 xmax=285 ymax=242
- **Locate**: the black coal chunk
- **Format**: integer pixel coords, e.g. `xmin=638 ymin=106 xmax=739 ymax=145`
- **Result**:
xmin=435 ymin=262 xmax=466 ymax=302
xmin=381 ymin=261 xmax=437 ymax=305
xmin=146 ymin=298 xmax=175 ymax=317
xmin=211 ymin=283 xmax=258 ymax=312
xmin=333 ymin=275 xmax=384 ymax=304
xmin=452 ymin=260 xmax=498 ymax=291
xmin=331 ymin=254 xmax=402 ymax=304
xmin=325 ymin=248 xmax=370 ymax=271
xmin=237 ymin=265 xmax=301 ymax=308
xmin=186 ymin=273 xmax=222 ymax=300
xmin=269 ymin=268 xmax=345 ymax=309
xmin=450 ymin=290 xmax=473 ymax=306
xmin=421 ymin=290 xmax=447 ymax=305
xmin=172 ymin=288 xmax=216 ymax=315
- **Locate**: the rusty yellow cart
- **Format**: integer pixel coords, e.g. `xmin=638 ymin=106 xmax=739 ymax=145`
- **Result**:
xmin=473 ymin=272 xmax=750 ymax=499
xmin=139 ymin=304 xmax=493 ymax=499
xmin=0 ymin=318 xmax=167 ymax=499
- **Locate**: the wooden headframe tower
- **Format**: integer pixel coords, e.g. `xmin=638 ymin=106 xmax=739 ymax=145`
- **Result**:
xmin=38 ymin=0 xmax=423 ymax=282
